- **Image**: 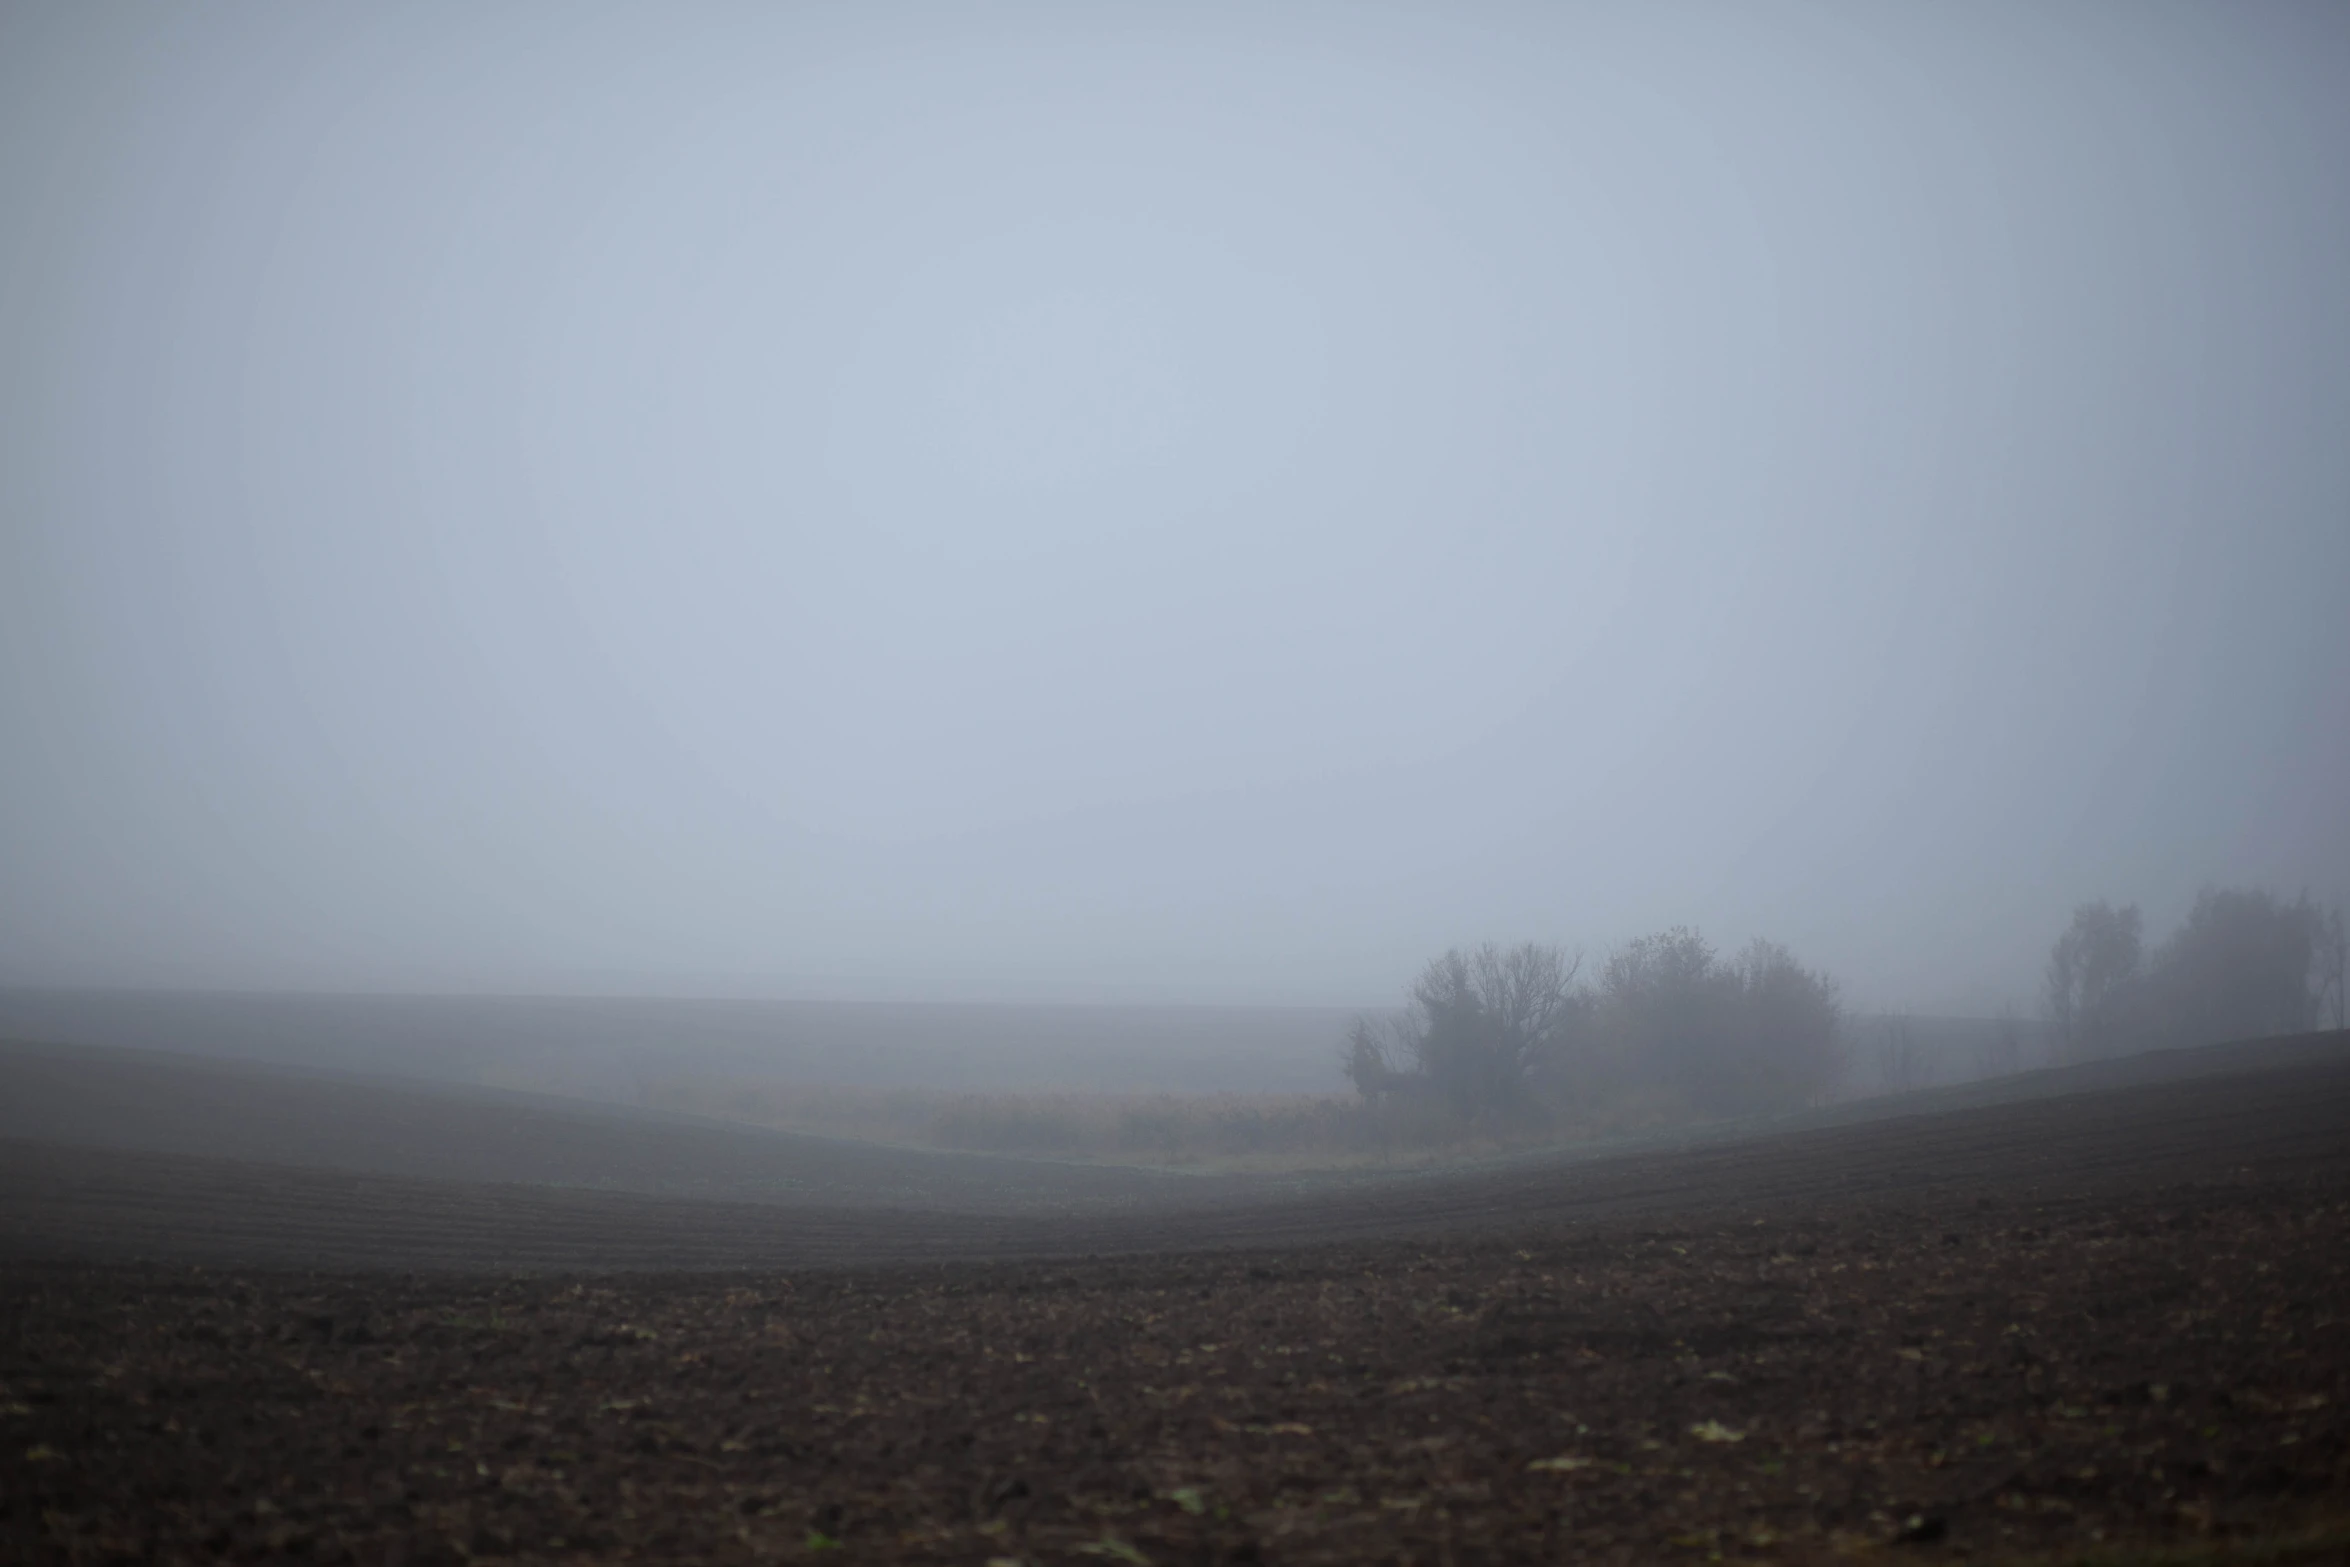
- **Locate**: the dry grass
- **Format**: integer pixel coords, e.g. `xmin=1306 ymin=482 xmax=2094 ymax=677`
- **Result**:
xmin=624 ymin=1077 xmax=1432 ymax=1169
xmin=614 ymin=1075 xmax=1711 ymax=1171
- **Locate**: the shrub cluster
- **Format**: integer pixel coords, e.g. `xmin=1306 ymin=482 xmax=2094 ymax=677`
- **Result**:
xmin=2044 ymin=887 xmax=2345 ymax=1062
xmin=1347 ymin=930 xmax=1842 ymax=1129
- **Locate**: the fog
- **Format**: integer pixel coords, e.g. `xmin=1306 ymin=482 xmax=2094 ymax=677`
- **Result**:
xmin=4 ymin=2 xmax=2346 ymax=1018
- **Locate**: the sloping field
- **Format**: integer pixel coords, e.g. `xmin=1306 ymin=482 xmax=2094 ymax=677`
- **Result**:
xmin=7 ymin=1034 xmax=2348 ymax=1563
xmin=7 ymin=1035 xmax=2350 ymax=1564
xmin=0 ymin=1040 xmax=1235 ymax=1215
xmin=4 ymin=1032 xmax=2346 ymax=1272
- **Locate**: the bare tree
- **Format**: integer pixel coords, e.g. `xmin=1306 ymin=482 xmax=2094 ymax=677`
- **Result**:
xmin=1600 ymin=926 xmax=1727 ymax=1097
xmin=1346 ymin=942 xmax=1583 ymax=1125
xmin=1728 ymin=940 xmax=1843 ymax=1110
xmin=2044 ymin=902 xmax=2143 ymax=1063
xmin=2043 ymin=889 xmax=2336 ymax=1060
xmin=1594 ymin=929 xmax=1841 ymax=1114
xmin=1354 ymin=930 xmax=1844 ymax=1129
xmin=2142 ymin=887 xmax=2327 ymax=1046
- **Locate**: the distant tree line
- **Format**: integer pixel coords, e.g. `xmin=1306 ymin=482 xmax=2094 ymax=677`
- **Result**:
xmin=1346 ymin=887 xmax=2348 ymax=1135
xmin=1344 ymin=930 xmax=1842 ymax=1130
xmin=2044 ymin=887 xmax=2347 ymax=1063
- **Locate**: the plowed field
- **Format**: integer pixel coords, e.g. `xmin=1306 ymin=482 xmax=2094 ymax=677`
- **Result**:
xmin=4 ymin=1035 xmax=2347 ymax=1563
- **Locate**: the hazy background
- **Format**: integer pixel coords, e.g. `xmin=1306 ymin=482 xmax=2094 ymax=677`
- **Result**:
xmin=4 ymin=1 xmax=2346 ymax=1017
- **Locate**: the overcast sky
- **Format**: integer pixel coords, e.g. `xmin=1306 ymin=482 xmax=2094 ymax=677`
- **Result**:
xmin=3 ymin=2 xmax=2345 ymax=1012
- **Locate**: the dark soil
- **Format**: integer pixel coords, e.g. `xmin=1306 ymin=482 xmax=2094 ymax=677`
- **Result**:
xmin=4 ymin=1040 xmax=2348 ymax=1563
xmin=6 ymin=1182 xmax=2348 ymax=1565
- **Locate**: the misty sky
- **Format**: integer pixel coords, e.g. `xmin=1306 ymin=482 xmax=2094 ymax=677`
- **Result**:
xmin=4 ymin=3 xmax=2346 ymax=1013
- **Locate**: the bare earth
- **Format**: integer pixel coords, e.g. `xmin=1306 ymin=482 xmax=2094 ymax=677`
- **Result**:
xmin=3 ymin=1034 xmax=2347 ymax=1563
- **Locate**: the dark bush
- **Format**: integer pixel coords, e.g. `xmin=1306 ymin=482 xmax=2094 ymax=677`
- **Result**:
xmin=1595 ymin=930 xmax=1839 ymax=1116
xmin=1725 ymin=938 xmax=1844 ymax=1111
xmin=1346 ymin=942 xmax=1583 ymax=1128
